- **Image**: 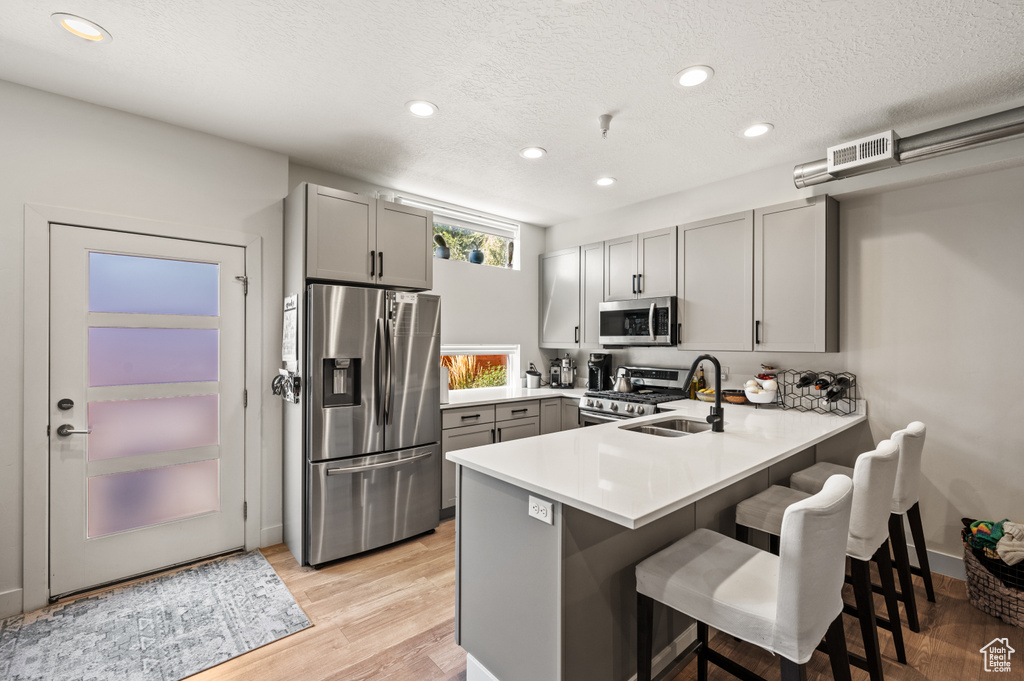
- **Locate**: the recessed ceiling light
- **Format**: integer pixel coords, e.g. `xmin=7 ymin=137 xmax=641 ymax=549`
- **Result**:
xmin=406 ymin=101 xmax=438 ymax=118
xmin=743 ymin=123 xmax=774 ymax=138
xmin=675 ymin=65 xmax=714 ymax=88
xmin=595 ymin=177 xmax=616 ymax=187
xmin=51 ymin=13 xmax=111 ymax=42
xmin=519 ymin=147 xmax=547 ymax=159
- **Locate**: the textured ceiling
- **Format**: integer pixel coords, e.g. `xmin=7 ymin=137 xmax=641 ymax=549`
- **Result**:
xmin=2 ymin=0 xmax=1024 ymax=226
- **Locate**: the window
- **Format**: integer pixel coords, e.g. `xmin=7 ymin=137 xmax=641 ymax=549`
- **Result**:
xmin=441 ymin=345 xmax=520 ymax=392
xmin=396 ymin=196 xmax=520 ymax=269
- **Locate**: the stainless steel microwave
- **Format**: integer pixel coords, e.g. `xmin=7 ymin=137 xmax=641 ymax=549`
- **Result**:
xmin=598 ymin=296 xmax=676 ymax=346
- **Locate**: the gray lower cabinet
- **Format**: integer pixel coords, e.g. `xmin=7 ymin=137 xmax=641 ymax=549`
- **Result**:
xmin=441 ymin=421 xmax=495 ymax=510
xmin=540 ymin=398 xmax=561 ymax=434
xmin=561 ymin=398 xmax=580 ymax=429
xmin=495 ymin=417 xmax=540 ymax=442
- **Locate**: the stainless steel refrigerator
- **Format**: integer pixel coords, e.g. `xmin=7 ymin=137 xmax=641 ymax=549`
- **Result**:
xmin=305 ymin=284 xmax=441 ymax=566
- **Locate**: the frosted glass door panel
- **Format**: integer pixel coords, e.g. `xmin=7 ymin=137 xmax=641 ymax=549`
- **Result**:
xmin=88 ymin=395 xmax=219 ymax=461
xmin=88 ymin=459 xmax=220 ymax=538
xmin=89 ymin=328 xmax=218 ymax=386
xmin=89 ymin=253 xmax=219 ymax=316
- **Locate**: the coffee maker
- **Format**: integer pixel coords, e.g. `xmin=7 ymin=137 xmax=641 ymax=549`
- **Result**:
xmin=587 ymin=353 xmax=612 ymax=391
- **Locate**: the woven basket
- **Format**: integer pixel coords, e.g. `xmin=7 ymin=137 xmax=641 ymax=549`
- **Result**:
xmin=962 ymin=523 xmax=1024 ymax=628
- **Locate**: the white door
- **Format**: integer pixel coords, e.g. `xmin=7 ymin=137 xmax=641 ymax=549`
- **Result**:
xmin=49 ymin=224 xmax=247 ymax=597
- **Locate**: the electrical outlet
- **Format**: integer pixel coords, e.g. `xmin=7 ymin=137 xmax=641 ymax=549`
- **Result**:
xmin=721 ymin=366 xmax=729 ymax=381
xmin=528 ymin=495 xmax=553 ymax=525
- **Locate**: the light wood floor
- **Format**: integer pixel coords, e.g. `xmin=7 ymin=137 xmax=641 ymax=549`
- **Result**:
xmin=194 ymin=519 xmax=1019 ymax=681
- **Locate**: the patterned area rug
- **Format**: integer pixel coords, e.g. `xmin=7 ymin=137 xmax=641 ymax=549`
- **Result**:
xmin=0 ymin=550 xmax=310 ymax=681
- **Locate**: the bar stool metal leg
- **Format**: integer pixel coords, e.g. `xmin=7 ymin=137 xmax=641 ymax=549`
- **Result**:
xmin=874 ymin=539 xmax=907 ymax=664
xmin=850 ymin=558 xmax=885 ymax=681
xmin=887 ymin=513 xmax=920 ymax=632
xmin=637 ymin=593 xmax=653 ymax=681
xmin=697 ymin=621 xmax=709 ymax=681
xmin=907 ymin=502 xmax=936 ymax=602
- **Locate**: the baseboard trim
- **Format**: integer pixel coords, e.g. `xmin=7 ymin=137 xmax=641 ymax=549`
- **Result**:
xmin=0 ymin=587 xmax=24 ymax=618
xmin=907 ymin=543 xmax=966 ymax=581
xmin=261 ymin=524 xmax=283 ymax=547
xmin=465 ymin=625 xmax=696 ymax=681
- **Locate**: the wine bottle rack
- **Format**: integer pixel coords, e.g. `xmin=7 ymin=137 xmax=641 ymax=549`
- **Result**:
xmin=778 ymin=370 xmax=858 ymax=416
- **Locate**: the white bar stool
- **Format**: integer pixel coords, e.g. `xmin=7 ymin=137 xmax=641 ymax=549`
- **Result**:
xmin=636 ymin=475 xmax=855 ymax=681
xmin=734 ymin=440 xmax=903 ymax=681
xmin=790 ymin=422 xmax=932 ymax=633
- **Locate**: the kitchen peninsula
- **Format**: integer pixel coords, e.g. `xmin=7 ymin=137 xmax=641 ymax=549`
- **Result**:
xmin=449 ymin=400 xmax=868 ymax=681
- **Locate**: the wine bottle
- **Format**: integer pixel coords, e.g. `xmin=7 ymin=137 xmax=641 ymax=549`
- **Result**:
xmin=825 ymin=377 xmax=851 ymax=402
xmin=697 ymin=363 xmax=707 ymax=391
xmin=813 ymin=377 xmax=831 ymax=391
xmin=795 ymin=372 xmax=817 ymax=388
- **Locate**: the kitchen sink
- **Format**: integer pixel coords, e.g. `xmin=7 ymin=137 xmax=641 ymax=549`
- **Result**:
xmin=619 ymin=417 xmax=713 ymax=438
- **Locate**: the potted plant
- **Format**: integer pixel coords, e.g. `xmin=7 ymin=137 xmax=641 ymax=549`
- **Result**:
xmin=433 ymin=234 xmax=450 ymax=259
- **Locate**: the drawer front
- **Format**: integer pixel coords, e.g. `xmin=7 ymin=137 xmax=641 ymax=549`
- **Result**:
xmin=495 ymin=400 xmax=539 ymax=422
xmin=442 ymin=422 xmax=496 ymax=453
xmin=442 ymin=405 xmax=495 ymax=429
xmin=495 ymin=416 xmax=540 ymax=443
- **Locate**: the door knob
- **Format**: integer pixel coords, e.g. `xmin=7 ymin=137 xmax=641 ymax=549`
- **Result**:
xmin=56 ymin=424 xmax=92 ymax=437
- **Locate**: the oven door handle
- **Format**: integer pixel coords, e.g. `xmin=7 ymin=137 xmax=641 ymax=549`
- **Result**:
xmin=649 ymin=302 xmax=656 ymax=341
xmin=581 ymin=411 xmax=628 ymax=425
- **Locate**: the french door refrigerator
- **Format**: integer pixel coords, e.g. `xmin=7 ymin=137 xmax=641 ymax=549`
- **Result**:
xmin=306 ymin=283 xmax=441 ymax=566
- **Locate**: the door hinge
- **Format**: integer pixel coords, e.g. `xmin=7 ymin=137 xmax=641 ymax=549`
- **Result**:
xmin=235 ymin=275 xmax=248 ymax=295
xmin=243 ymin=501 xmax=248 ymax=520
xmin=46 ymin=425 xmax=50 ymax=437
xmin=243 ymin=389 xmax=248 ymax=408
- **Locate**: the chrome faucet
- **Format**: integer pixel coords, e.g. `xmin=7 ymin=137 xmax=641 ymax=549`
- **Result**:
xmin=681 ymin=354 xmax=724 ymax=432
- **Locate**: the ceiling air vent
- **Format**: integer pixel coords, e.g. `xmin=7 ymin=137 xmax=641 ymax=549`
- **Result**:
xmin=826 ymin=130 xmax=900 ymax=175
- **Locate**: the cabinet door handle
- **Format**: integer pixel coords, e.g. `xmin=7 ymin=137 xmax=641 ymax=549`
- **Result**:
xmin=370 ymin=250 xmax=376 ymax=277
xmin=637 ymin=273 xmax=643 ymax=293
xmin=755 ymin=320 xmax=761 ymax=345
xmin=496 ymin=428 xmax=502 ymax=442
xmin=378 ymin=252 xmax=384 ymax=278
xmin=511 ymin=408 xmax=528 ymax=414
xmin=632 ymin=274 xmax=637 ymax=294
xmin=574 ymin=326 xmax=580 ymax=343
xmin=490 ymin=428 xmax=495 ymax=442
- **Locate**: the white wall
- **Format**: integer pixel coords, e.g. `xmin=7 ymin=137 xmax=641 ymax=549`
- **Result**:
xmin=545 ymin=156 xmax=1024 ymax=563
xmin=0 ymin=80 xmax=288 ymax=616
xmin=288 ymin=163 xmax=546 ymax=373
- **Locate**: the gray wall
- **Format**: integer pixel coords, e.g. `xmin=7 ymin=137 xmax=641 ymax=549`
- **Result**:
xmin=545 ymin=159 xmax=1024 ymax=563
xmin=0 ymin=80 xmax=288 ymax=616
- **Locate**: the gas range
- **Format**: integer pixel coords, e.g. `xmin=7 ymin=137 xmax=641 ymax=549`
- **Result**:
xmin=578 ymin=366 xmax=689 ymax=424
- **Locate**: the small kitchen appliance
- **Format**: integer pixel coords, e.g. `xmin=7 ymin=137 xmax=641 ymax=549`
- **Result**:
xmin=598 ymin=296 xmax=677 ymax=347
xmin=549 ymin=358 xmax=561 ymax=388
xmin=578 ymin=365 xmax=689 ymax=426
xmin=556 ymin=353 xmax=576 ymax=388
xmin=587 ymin=352 xmax=612 ymax=391
xmin=525 ymin=363 xmax=542 ymax=389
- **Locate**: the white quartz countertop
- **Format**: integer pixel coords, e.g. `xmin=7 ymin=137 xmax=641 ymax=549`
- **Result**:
xmin=447 ymin=400 xmax=867 ymax=529
xmin=442 ymin=386 xmax=587 ymax=409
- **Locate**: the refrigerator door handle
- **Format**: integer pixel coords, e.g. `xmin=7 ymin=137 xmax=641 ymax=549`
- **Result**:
xmin=374 ymin=318 xmax=384 ymax=426
xmin=385 ymin=318 xmax=396 ymax=425
xmin=326 ymin=450 xmax=432 ymax=475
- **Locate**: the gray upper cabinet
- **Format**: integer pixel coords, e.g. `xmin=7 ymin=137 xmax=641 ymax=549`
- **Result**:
xmin=376 ymin=200 xmax=433 ymax=290
xmin=604 ymin=235 xmax=637 ymax=301
xmin=753 ymin=196 xmax=839 ymax=352
xmin=604 ymin=227 xmax=677 ymax=301
xmin=540 ymin=247 xmax=581 ymax=347
xmin=579 ymin=242 xmax=604 ymax=348
xmin=308 ymin=185 xmax=376 ymax=284
xmin=305 ymin=184 xmax=432 ymax=290
xmin=540 ymin=243 xmax=604 ymax=348
xmin=677 ymin=211 xmax=754 ymax=352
